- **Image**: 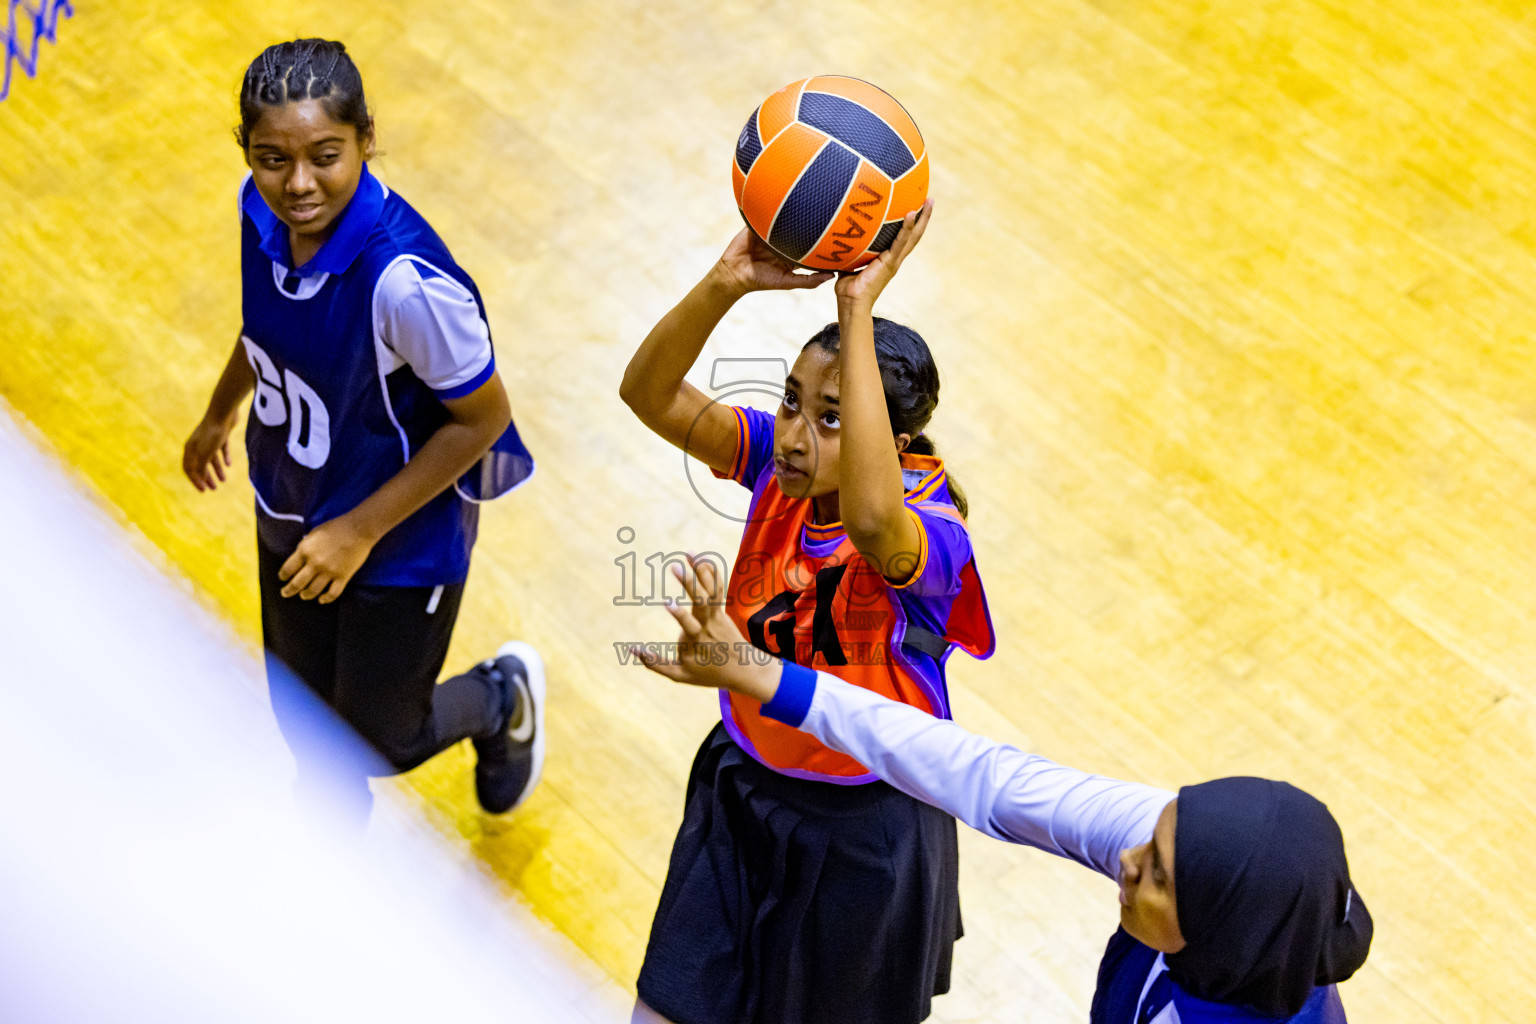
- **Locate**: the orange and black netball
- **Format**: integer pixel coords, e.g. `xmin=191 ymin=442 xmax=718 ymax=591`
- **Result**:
xmin=733 ymin=77 xmax=929 ymax=271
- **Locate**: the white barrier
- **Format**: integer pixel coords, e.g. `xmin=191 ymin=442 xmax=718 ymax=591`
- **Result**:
xmin=0 ymin=400 xmax=619 ymax=1023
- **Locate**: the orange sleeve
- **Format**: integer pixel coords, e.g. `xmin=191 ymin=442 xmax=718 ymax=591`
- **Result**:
xmin=708 ymin=406 xmax=748 ymax=483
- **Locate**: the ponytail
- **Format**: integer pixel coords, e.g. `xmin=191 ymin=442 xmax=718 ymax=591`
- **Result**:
xmin=904 ymin=433 xmax=968 ymax=519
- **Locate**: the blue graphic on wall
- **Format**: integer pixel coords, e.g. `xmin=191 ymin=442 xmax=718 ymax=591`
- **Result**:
xmin=2 ymin=0 xmax=73 ymax=102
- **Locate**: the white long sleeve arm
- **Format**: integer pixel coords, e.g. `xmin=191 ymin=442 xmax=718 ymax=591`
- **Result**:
xmin=799 ymin=672 xmax=1173 ymax=880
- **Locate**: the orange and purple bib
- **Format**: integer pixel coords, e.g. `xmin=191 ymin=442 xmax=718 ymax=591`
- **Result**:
xmin=714 ymin=405 xmax=995 ymax=783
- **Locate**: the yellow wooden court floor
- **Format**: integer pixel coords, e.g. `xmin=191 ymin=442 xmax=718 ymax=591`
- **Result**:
xmin=2 ymin=1 xmax=1533 ymax=1020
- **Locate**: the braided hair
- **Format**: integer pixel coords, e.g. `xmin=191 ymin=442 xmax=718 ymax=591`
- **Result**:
xmin=803 ymin=317 xmax=969 ymax=518
xmin=235 ymin=39 xmax=371 ymax=149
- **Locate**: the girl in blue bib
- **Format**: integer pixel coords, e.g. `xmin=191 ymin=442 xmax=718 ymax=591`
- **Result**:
xmin=183 ymin=39 xmax=544 ymax=821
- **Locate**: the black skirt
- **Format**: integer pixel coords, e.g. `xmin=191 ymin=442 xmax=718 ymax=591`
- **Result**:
xmin=637 ymin=723 xmax=961 ymax=1024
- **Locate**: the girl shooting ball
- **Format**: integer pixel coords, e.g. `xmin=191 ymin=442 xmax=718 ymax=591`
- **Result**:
xmin=621 ymin=201 xmax=994 ymax=1024
xmin=184 ymin=39 xmax=544 ymax=822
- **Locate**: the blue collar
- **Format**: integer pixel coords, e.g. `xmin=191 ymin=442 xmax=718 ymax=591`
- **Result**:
xmin=241 ymin=163 xmax=386 ymax=277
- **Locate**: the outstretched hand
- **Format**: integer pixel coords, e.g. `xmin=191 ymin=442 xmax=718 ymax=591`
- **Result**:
xmin=834 ymin=198 xmax=933 ymax=310
xmin=628 ymin=554 xmax=780 ymax=703
xmin=715 ymin=226 xmax=835 ymax=296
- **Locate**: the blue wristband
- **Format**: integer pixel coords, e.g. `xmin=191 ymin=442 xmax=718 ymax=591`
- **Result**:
xmin=760 ymin=661 xmax=817 ymax=727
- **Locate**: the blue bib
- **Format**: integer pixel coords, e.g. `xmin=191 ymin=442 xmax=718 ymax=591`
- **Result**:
xmin=1090 ymin=929 xmax=1347 ymax=1024
xmin=239 ymin=166 xmax=533 ymax=586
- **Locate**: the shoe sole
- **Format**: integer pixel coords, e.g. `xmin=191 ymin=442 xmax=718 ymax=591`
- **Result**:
xmin=493 ymin=639 xmax=546 ymax=813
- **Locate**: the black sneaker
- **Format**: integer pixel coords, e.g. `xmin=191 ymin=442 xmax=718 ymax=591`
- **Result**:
xmin=472 ymin=640 xmax=546 ymax=815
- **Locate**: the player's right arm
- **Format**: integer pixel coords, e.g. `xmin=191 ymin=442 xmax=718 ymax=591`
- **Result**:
xmin=183 ymin=335 xmax=256 ymax=492
xmin=620 ymin=228 xmax=832 ymax=475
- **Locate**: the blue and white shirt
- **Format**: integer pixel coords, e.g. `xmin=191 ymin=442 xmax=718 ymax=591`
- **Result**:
xmin=239 ymin=164 xmax=533 ymax=586
xmin=768 ymin=669 xmax=1350 ymax=1024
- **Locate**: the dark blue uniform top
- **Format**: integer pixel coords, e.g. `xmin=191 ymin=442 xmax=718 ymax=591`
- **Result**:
xmin=239 ymin=165 xmax=533 ymax=586
xmin=1091 ymin=929 xmax=1347 ymax=1024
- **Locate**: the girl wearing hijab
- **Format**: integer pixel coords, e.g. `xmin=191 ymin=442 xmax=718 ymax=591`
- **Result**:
xmin=632 ymin=557 xmax=1373 ymax=1023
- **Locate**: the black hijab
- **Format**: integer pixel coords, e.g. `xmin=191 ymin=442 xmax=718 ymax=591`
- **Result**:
xmin=1167 ymin=777 xmax=1373 ymax=1018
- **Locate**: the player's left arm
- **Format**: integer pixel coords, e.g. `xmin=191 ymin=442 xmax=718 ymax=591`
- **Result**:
xmin=278 ymin=373 xmax=511 ymax=603
xmin=832 ymin=201 xmax=933 ymax=583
